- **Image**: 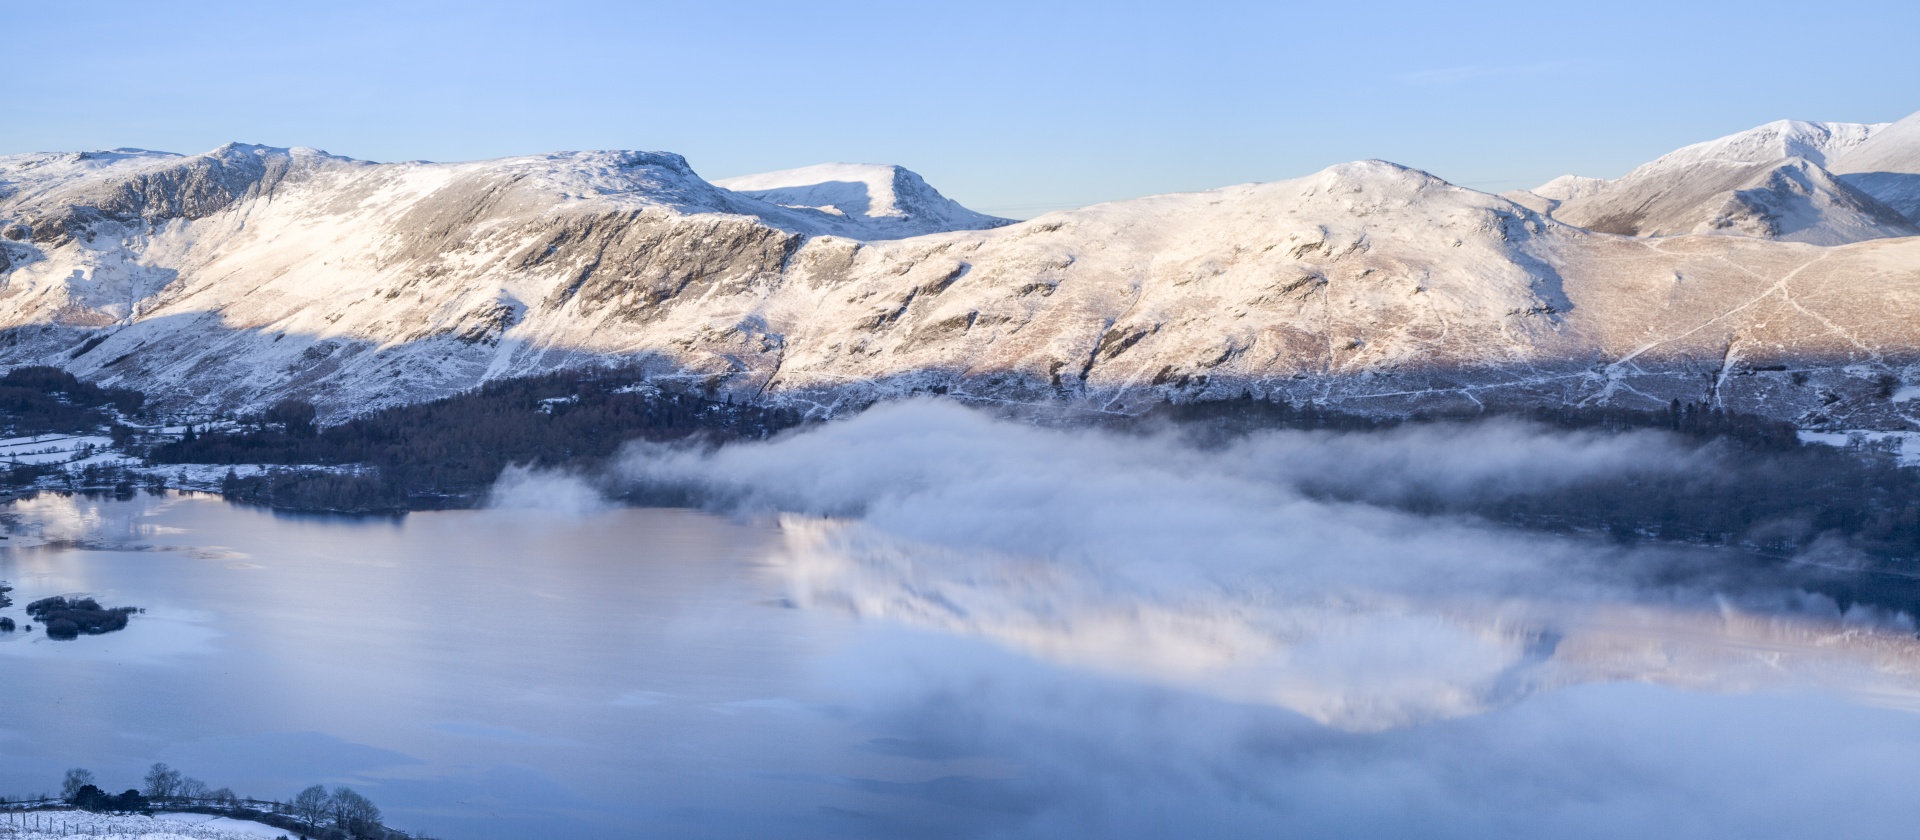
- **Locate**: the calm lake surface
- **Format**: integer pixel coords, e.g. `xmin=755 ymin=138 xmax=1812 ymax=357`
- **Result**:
xmin=5 ymin=491 xmax=1920 ymax=839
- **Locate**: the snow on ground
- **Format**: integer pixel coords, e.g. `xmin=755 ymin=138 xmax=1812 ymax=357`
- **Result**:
xmin=1799 ymin=429 xmax=1920 ymax=465
xmin=0 ymin=810 xmax=293 ymax=839
xmin=0 ymin=427 xmax=364 ymax=494
xmin=0 ymin=434 xmax=115 ymax=465
xmin=152 ymin=463 xmax=368 ymax=492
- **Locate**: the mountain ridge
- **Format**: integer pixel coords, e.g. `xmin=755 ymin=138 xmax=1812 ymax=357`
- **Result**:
xmin=1519 ymin=119 xmax=1920 ymax=245
xmin=1 ymin=118 xmax=1917 ymax=430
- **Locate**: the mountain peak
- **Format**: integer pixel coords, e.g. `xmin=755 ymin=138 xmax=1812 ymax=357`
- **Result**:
xmin=1634 ymin=119 xmax=1882 ymax=173
xmin=715 ymin=162 xmax=1009 ymax=238
xmin=1531 ymin=175 xmax=1610 ymax=202
xmin=1539 ymin=115 xmax=1920 ymax=244
xmin=1324 ymin=159 xmax=1442 ymax=182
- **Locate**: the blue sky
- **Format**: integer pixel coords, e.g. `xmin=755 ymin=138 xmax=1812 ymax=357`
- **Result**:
xmin=6 ymin=0 xmax=1918 ymax=217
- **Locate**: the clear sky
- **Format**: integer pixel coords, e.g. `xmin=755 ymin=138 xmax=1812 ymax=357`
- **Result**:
xmin=6 ymin=0 xmax=1918 ymax=217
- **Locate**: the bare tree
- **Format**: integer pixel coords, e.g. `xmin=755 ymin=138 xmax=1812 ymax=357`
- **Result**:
xmin=142 ymin=763 xmax=181 ymax=802
xmin=211 ymin=787 xmax=239 ymax=808
xmin=60 ymin=769 xmax=95 ymax=802
xmin=329 ymin=786 xmax=381 ymax=838
xmin=291 ymin=785 xmax=330 ymax=830
xmin=176 ymin=777 xmax=210 ymax=804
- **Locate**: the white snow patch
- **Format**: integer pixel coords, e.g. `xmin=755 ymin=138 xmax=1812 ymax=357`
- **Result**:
xmin=0 ymin=810 xmax=293 ymax=839
xmin=1799 ymin=429 xmax=1920 ymax=465
xmin=0 ymin=434 xmax=114 ymax=465
xmin=152 ymin=463 xmax=370 ymax=493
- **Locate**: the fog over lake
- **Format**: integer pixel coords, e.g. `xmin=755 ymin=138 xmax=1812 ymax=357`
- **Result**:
xmin=6 ymin=403 xmax=1920 ymax=838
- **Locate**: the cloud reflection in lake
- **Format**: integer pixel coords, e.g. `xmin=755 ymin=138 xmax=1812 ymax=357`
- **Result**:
xmin=620 ymin=399 xmax=1920 ymax=727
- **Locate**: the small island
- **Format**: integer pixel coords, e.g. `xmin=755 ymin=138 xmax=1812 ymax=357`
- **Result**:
xmin=24 ymin=596 xmax=141 ymax=640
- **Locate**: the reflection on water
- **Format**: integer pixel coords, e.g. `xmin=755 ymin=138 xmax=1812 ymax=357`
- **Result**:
xmin=3 ymin=492 xmax=1920 ymax=839
xmin=780 ymin=516 xmax=1920 ymax=730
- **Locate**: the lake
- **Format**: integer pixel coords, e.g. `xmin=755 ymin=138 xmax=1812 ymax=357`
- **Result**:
xmin=5 ymin=490 xmax=1920 ymax=839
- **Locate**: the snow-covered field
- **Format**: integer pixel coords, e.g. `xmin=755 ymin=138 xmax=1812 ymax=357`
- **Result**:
xmin=0 ymin=434 xmax=118 ymax=466
xmin=0 ymin=811 xmax=292 ymax=839
xmin=1799 ymin=429 xmax=1920 ymax=465
xmin=149 ymin=462 xmax=373 ymax=493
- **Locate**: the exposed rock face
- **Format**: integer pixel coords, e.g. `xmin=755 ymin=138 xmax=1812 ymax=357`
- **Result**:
xmin=0 ymin=134 xmax=1917 ymax=430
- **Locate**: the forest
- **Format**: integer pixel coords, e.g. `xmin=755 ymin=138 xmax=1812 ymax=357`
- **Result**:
xmin=0 ymin=366 xmax=144 ymax=436
xmin=0 ymin=366 xmax=146 ymax=494
xmin=147 ymin=369 xmax=808 ymax=512
xmin=1126 ymin=395 xmax=1920 ymax=610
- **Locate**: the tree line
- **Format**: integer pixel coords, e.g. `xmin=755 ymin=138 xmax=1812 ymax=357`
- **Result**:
xmin=146 ymin=369 xmax=808 ymax=512
xmin=0 ymin=366 xmax=144 ymax=437
xmin=53 ymin=763 xmax=424 ymax=840
xmin=1130 ymin=394 xmax=1920 ymax=609
xmin=0 ymin=366 xmax=149 ymax=495
xmin=6 ymin=359 xmax=1920 ymax=597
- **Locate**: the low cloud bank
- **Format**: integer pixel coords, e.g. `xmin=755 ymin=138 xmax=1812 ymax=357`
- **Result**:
xmin=486 ymin=464 xmax=611 ymax=515
xmin=605 ymin=400 xmax=1920 ymax=837
xmin=611 ymin=401 xmax=1920 ymax=726
xmin=619 ymin=400 xmax=1753 ymax=601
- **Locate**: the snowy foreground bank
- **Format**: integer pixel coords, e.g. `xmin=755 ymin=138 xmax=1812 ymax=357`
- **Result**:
xmin=0 ymin=811 xmax=291 ymax=839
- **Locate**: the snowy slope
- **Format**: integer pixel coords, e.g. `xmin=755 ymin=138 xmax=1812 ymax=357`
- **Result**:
xmin=0 ymin=148 xmax=195 ymax=206
xmin=715 ymin=162 xmax=1011 ymax=239
xmin=2 ymin=138 xmax=1919 ymax=429
xmin=1532 ymin=174 xmax=1612 ymax=202
xmin=1555 ymin=156 xmax=1918 ymax=244
xmin=1830 ymin=111 xmax=1920 ymax=223
xmin=1550 ymin=120 xmax=1918 ymax=244
xmin=753 ymin=161 xmax=1920 ymax=426
xmin=1502 ymin=175 xmax=1610 ymax=214
xmin=1626 ymin=119 xmax=1880 ymax=170
xmin=0 ymin=811 xmax=289 ymax=839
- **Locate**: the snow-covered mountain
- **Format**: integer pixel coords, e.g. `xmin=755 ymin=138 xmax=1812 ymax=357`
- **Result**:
xmin=1626 ymin=119 xmax=1878 ymax=170
xmin=1532 ymin=120 xmax=1919 ymax=245
xmin=1830 ymin=111 xmax=1920 ymax=223
xmin=1555 ymin=156 xmax=1917 ymax=244
xmin=714 ymin=162 xmax=1010 ymax=239
xmin=1501 ymin=174 xmax=1609 ymax=215
xmin=1 ymin=119 xmax=1918 ymax=430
